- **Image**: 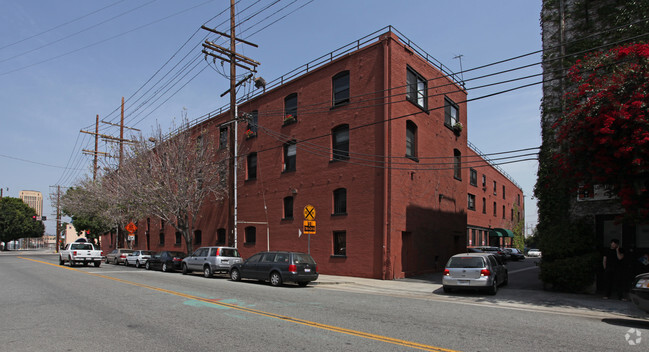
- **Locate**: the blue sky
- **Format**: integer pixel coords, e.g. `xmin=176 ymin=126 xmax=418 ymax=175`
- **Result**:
xmin=0 ymin=0 xmax=542 ymax=236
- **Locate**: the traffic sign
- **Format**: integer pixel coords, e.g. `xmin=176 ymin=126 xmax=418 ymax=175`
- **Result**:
xmin=304 ymin=204 xmax=316 ymax=221
xmin=303 ymin=220 xmax=316 ymax=235
xmin=125 ymin=222 xmax=137 ymax=234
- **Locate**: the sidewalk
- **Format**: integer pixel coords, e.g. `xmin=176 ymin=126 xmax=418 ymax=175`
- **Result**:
xmin=314 ymin=273 xmax=649 ymax=320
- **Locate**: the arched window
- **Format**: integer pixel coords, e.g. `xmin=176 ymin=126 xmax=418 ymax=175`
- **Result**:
xmin=453 ymin=149 xmax=461 ymax=179
xmin=332 ymin=71 xmax=350 ymax=106
xmin=284 ymin=93 xmax=298 ymax=123
xmin=332 ymin=124 xmax=349 ymax=161
xmin=333 ymin=188 xmax=347 ymax=215
xmin=406 ymin=121 xmax=417 ymax=159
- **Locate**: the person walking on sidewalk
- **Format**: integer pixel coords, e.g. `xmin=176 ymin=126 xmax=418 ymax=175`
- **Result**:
xmin=602 ymin=238 xmax=626 ymax=300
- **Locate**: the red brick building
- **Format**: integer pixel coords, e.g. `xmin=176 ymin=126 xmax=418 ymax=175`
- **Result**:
xmin=465 ymin=144 xmax=524 ymax=249
xmin=102 ymin=28 xmax=523 ymax=279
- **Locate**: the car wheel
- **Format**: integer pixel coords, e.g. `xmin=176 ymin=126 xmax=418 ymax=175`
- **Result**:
xmin=503 ymin=273 xmax=509 ymax=286
xmin=83 ymin=262 xmax=89 ymax=267
xmin=59 ymin=257 xmax=64 ymax=265
xmin=182 ymin=264 xmax=189 ymax=275
xmin=162 ymin=263 xmax=169 ymax=272
xmin=203 ymin=266 xmax=213 ymax=278
xmin=269 ymin=271 xmax=282 ymax=287
xmin=112 ymin=258 xmax=117 ymax=265
xmin=488 ymin=278 xmax=498 ymax=295
xmin=135 ymin=260 xmax=141 ymax=268
xmin=145 ymin=262 xmax=151 ymax=270
xmin=69 ymin=257 xmax=75 ymax=267
xmin=94 ymin=261 xmax=101 ymax=268
xmin=230 ymin=268 xmax=241 ymax=281
xmin=298 ymin=281 xmax=309 ymax=287
xmin=124 ymin=260 xmax=128 ymax=266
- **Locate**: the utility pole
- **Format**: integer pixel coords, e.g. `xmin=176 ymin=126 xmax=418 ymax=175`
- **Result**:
xmin=201 ymin=0 xmax=259 ymax=249
xmin=81 ymin=99 xmax=139 ymax=174
xmin=55 ymin=185 xmax=61 ymax=253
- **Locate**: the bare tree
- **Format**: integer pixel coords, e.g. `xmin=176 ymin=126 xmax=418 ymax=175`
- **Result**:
xmin=117 ymin=119 xmax=228 ymax=253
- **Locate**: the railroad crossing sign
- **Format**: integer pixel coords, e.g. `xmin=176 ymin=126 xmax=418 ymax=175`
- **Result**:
xmin=303 ymin=204 xmax=316 ymax=221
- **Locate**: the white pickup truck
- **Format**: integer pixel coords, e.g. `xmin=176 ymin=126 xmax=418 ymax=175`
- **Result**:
xmin=59 ymin=242 xmax=103 ymax=267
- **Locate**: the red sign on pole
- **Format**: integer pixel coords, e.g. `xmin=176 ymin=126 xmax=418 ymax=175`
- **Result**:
xmin=125 ymin=222 xmax=137 ymax=234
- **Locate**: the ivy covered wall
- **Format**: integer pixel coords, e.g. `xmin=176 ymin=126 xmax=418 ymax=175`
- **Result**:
xmin=536 ymin=0 xmax=649 ymax=292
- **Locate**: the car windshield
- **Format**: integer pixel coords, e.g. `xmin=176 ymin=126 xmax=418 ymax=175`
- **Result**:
xmin=447 ymin=256 xmax=485 ymax=268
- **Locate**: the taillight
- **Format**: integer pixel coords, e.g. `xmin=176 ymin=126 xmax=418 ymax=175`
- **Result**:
xmin=173 ymin=257 xmax=182 ymax=262
xmin=288 ymin=264 xmax=297 ymax=273
xmin=73 ymin=251 xmax=77 ymax=256
xmin=444 ymin=269 xmax=450 ymax=276
xmin=100 ymin=251 xmax=104 ymax=256
xmin=120 ymin=254 xmax=126 ymax=259
xmin=480 ymin=269 xmax=491 ymax=277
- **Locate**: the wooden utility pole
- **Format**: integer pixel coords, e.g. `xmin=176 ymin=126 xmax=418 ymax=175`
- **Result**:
xmin=55 ymin=185 xmax=61 ymax=253
xmin=201 ymin=0 xmax=259 ymax=248
xmin=81 ymin=98 xmax=139 ymax=174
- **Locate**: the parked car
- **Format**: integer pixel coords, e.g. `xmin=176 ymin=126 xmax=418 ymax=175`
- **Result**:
xmin=124 ymin=250 xmax=154 ymax=268
xmin=629 ymin=272 xmax=649 ymax=314
xmin=504 ymin=248 xmax=525 ymax=261
xmin=442 ymin=252 xmax=508 ymax=295
xmin=182 ymin=246 xmax=242 ymax=278
xmin=527 ymin=249 xmax=542 ymax=257
xmin=230 ymin=251 xmax=318 ymax=287
xmin=105 ymin=249 xmax=134 ymax=265
xmin=145 ymin=251 xmax=187 ymax=272
xmin=475 ymin=246 xmax=508 ymax=261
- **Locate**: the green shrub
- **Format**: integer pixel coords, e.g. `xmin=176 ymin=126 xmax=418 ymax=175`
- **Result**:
xmin=539 ymin=252 xmax=599 ymax=292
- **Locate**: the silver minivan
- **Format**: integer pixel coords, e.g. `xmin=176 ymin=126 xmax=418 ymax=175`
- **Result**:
xmin=442 ymin=253 xmax=508 ymax=295
xmin=181 ymin=246 xmax=242 ymax=278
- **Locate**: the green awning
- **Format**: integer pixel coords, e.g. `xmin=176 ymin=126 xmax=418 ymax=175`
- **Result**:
xmin=488 ymin=230 xmax=502 ymax=237
xmin=494 ymin=228 xmax=515 ymax=238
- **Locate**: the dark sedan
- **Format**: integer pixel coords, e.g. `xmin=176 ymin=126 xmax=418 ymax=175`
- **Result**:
xmin=145 ymin=251 xmax=187 ymax=272
xmin=629 ymin=273 xmax=649 ymax=314
xmin=504 ymin=248 xmax=525 ymax=261
xmin=229 ymin=251 xmax=318 ymax=287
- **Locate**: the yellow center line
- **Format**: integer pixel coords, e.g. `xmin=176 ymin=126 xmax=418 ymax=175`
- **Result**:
xmin=20 ymin=257 xmax=460 ymax=352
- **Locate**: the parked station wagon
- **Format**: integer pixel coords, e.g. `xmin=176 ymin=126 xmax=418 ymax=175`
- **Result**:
xmin=229 ymin=251 xmax=318 ymax=287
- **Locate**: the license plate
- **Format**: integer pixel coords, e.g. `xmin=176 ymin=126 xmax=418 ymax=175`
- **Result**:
xmin=304 ymin=268 xmax=311 ymax=272
xmin=458 ymin=280 xmax=470 ymax=285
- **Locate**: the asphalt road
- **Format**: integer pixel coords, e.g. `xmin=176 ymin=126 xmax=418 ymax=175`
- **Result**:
xmin=1 ymin=253 xmax=647 ymax=352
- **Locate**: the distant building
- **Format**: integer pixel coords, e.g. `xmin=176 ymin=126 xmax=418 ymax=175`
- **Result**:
xmin=465 ymin=143 xmax=524 ymax=248
xmin=64 ymin=224 xmax=84 ymax=246
xmin=19 ymin=190 xmax=42 ymax=217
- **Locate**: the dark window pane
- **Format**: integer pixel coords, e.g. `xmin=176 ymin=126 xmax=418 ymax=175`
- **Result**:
xmin=406 ymin=121 xmax=417 ymax=158
xmin=284 ymin=93 xmax=298 ymax=120
xmin=248 ymin=153 xmax=257 ymax=179
xmin=333 ymin=71 xmax=350 ymax=106
xmin=284 ymin=196 xmax=294 ymax=219
xmin=333 ymin=188 xmax=347 ymax=215
xmin=245 ymin=226 xmax=256 ymax=243
xmin=454 ymin=149 xmax=461 ymax=179
xmin=284 ymin=142 xmax=296 ymax=172
xmin=333 ymin=231 xmax=346 ymax=256
xmin=332 ymin=125 xmax=349 ymax=161
xmin=407 ymin=67 xmax=427 ymax=109
xmin=445 ymin=98 xmax=459 ymax=126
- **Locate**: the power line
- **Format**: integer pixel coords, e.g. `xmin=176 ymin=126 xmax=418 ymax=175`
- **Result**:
xmin=0 ymin=152 xmax=86 ymax=170
xmin=0 ymin=0 xmax=126 ymax=51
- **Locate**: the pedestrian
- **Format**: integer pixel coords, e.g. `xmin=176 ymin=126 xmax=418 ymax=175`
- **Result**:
xmin=602 ymin=238 xmax=626 ymax=300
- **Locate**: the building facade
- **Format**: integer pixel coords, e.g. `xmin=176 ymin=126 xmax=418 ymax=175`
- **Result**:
xmin=465 ymin=144 xmax=524 ymax=249
xmin=19 ymin=190 xmax=42 ymax=217
xmin=102 ymin=28 xmax=524 ymax=279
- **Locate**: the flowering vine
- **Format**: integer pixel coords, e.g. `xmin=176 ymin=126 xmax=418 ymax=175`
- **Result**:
xmin=553 ymin=42 xmax=649 ymax=218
